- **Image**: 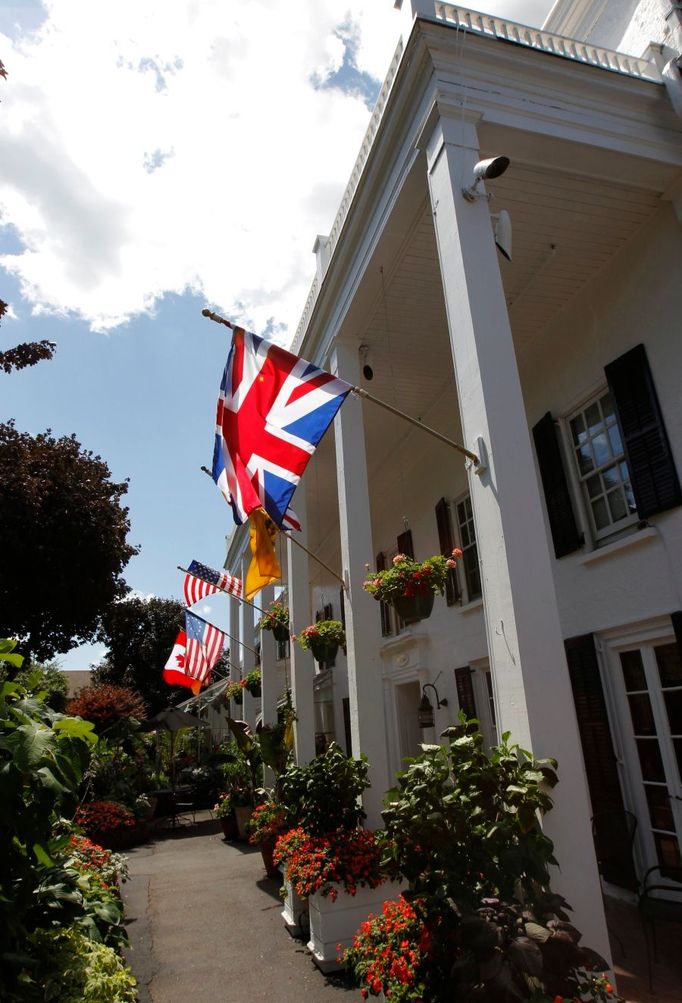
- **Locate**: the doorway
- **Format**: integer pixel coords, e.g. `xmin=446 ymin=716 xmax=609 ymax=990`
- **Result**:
xmin=395 ymin=681 xmax=422 ymax=768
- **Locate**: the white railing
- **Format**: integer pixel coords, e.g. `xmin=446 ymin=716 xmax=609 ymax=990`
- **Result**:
xmin=433 ymin=3 xmax=661 ymax=81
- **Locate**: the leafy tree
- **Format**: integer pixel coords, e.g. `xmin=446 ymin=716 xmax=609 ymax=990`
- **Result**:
xmin=0 ymin=660 xmax=69 ymax=712
xmin=94 ymin=597 xmax=186 ymax=715
xmin=67 ymin=683 xmax=146 ymax=733
xmin=0 ymin=421 xmax=138 ymax=662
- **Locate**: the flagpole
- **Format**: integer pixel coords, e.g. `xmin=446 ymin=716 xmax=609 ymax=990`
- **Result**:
xmin=197 ymin=469 xmax=345 ymax=588
xmin=200 ymin=308 xmax=479 ymax=464
xmin=177 ymin=564 xmax=266 ymax=617
xmin=281 ymin=531 xmax=346 ymax=589
xmin=351 ymin=387 xmax=479 ymax=464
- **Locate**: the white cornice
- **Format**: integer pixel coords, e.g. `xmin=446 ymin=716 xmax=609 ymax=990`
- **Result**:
xmin=543 ymin=0 xmax=608 ymax=39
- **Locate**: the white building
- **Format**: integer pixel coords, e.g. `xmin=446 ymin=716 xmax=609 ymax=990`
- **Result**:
xmin=223 ymin=0 xmax=682 ymax=963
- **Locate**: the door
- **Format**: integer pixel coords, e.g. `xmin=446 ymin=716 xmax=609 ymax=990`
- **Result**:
xmin=395 ymin=681 xmax=422 ymax=768
xmin=613 ymin=638 xmax=682 ymax=881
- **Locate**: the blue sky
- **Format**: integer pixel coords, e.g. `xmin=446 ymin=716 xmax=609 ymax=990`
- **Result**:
xmin=0 ymin=0 xmax=552 ymax=668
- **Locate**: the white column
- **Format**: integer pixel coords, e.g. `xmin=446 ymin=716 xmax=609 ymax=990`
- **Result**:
xmin=332 ymin=341 xmax=391 ymax=829
xmin=424 ymin=110 xmax=610 ymax=961
xmin=240 ymin=555 xmax=257 ymax=730
xmin=287 ymin=487 xmax=316 ymax=764
xmin=228 ymin=592 xmax=241 ymax=717
xmin=260 ymin=584 xmax=278 ymax=788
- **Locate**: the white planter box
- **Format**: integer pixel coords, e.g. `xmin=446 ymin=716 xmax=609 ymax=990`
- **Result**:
xmin=280 ymin=873 xmax=307 ymax=937
xmin=307 ymin=879 xmax=407 ymax=973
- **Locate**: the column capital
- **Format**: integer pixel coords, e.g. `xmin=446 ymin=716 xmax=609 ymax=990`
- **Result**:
xmin=417 ymin=100 xmax=482 ymax=169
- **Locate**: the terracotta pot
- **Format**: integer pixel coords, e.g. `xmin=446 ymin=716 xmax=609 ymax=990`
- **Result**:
xmin=220 ymin=814 xmax=238 ymax=840
xmin=234 ymin=804 xmax=254 ymax=840
xmin=392 ymin=591 xmax=434 ymax=624
xmin=272 ymin=623 xmax=290 ymax=643
xmin=309 ymin=639 xmax=339 ymax=664
xmin=259 ymin=836 xmax=280 ymax=879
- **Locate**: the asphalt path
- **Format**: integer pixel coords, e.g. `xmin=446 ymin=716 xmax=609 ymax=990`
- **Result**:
xmin=122 ymin=813 xmax=357 ymax=1002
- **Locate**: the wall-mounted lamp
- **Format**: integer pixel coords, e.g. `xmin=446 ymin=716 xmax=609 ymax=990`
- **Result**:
xmin=359 ymin=343 xmax=373 ymax=381
xmin=462 ymin=156 xmax=510 ymax=202
xmin=417 ymin=683 xmax=448 ymax=730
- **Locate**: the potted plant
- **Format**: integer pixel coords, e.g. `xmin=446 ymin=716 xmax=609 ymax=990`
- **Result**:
xmin=293 ymin=620 xmax=346 ymax=664
xmin=257 ymin=600 xmax=290 ymax=643
xmin=214 ymin=793 xmax=238 ymax=840
xmin=225 ymin=680 xmax=243 ymax=705
xmin=242 ymin=669 xmax=262 ymax=698
xmin=342 ymin=895 xmax=429 ymax=1002
xmin=248 ymin=797 xmax=288 ymax=878
xmin=374 ymin=717 xmax=618 ymax=1001
xmin=363 ymin=550 xmax=462 ymax=624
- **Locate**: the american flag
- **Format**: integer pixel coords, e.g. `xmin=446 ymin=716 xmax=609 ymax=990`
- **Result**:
xmin=183 ymin=559 xmax=242 ymax=606
xmin=184 ymin=610 xmax=225 ymax=684
xmin=212 ymin=327 xmax=351 ymax=528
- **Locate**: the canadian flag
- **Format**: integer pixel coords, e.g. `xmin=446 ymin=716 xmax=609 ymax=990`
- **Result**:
xmin=162 ymin=630 xmax=201 ymax=695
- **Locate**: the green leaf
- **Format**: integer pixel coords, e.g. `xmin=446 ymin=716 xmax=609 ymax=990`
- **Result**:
xmin=53 ymin=717 xmax=97 ymax=741
xmin=12 ymin=720 xmax=55 ymax=769
xmin=32 ymin=842 xmax=54 ymax=867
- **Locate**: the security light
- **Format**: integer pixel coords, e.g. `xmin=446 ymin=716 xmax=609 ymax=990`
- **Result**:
xmin=462 ymin=156 xmax=510 ymax=201
xmin=359 ymin=344 xmax=374 ymax=381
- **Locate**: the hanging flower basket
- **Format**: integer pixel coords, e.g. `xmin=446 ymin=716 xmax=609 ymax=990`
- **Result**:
xmin=243 ymin=670 xmax=262 ymax=697
xmin=363 ymin=550 xmax=462 ymax=621
xmin=393 ymin=591 xmax=435 ymax=624
xmin=309 ymin=639 xmax=339 ymax=664
xmin=257 ymin=601 xmax=290 ymax=643
xmin=225 ymin=681 xmax=243 ymax=705
xmin=294 ymin=621 xmax=345 ymax=664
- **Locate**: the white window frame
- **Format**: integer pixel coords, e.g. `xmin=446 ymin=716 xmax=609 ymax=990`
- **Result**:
xmin=454 ymin=492 xmax=482 ymax=604
xmin=564 ymin=387 xmax=638 ymax=545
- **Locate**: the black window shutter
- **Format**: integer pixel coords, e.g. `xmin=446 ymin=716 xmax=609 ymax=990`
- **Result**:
xmin=435 ymin=498 xmax=461 ymax=606
xmin=605 ymin=344 xmax=682 ymax=518
xmin=454 ymin=666 xmax=477 ymax=720
xmin=397 ymin=529 xmax=414 ymax=559
xmin=532 ymin=412 xmax=582 ymax=558
xmin=564 ymin=633 xmax=636 ymax=889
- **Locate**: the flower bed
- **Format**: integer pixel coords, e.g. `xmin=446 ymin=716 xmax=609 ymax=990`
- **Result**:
xmin=74 ymin=800 xmax=139 ymax=849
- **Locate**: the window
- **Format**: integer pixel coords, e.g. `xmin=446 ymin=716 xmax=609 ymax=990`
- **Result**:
xmin=569 ymin=390 xmax=637 ymax=540
xmin=455 ymin=495 xmax=481 ymax=602
xmin=435 ymin=497 xmax=461 ymax=606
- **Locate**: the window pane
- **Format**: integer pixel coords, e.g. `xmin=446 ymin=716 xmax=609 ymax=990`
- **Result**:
xmin=591 ymin=496 xmax=610 ymax=530
xmin=654 ymin=832 xmax=682 ymax=878
xmin=656 ymin=643 xmax=682 ymax=687
xmin=608 ymin=488 xmax=628 ymax=523
xmin=601 ymin=392 xmax=616 ymax=425
xmin=621 ymin=650 xmax=646 ymax=691
xmin=602 ymin=464 xmax=620 ymax=489
xmin=608 ymin=423 xmax=623 ymax=456
xmin=646 ymin=784 xmax=674 ymax=830
xmin=586 ymin=474 xmax=602 ymax=499
xmin=576 ymin=444 xmax=595 ymax=475
xmin=457 ymin=501 xmax=465 ymax=524
xmin=664 ymin=690 xmax=682 ymax=734
xmin=627 ymin=692 xmax=656 ymax=735
xmin=464 ymin=496 xmax=473 ymax=520
xmin=592 ymin=432 xmax=611 ymax=467
xmin=460 ymin=523 xmax=470 ymax=547
xmin=570 ymin=414 xmax=586 ymax=444
xmin=674 ymin=738 xmax=682 ymax=781
xmin=636 ymin=739 xmax=666 ymax=782
xmin=585 ymin=403 xmax=602 ymax=434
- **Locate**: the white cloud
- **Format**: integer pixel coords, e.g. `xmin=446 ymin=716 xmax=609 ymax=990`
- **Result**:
xmin=0 ymin=0 xmax=551 ymax=336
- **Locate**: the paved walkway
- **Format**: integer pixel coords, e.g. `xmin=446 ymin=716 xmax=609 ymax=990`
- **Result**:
xmin=123 ymin=815 xmax=682 ymax=1003
xmin=122 ymin=813 xmax=356 ymax=1003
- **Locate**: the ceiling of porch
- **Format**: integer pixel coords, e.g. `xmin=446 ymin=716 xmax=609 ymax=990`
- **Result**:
xmin=300 ymin=155 xmax=666 ymax=566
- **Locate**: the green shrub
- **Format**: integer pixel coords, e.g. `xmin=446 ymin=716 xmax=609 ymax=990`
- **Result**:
xmin=27 ymin=925 xmax=137 ymax=1002
xmin=278 ymin=741 xmax=368 ymax=835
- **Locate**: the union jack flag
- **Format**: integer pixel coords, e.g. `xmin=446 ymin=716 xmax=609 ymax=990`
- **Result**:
xmin=183 ymin=560 xmax=242 ymax=606
xmin=212 ymin=327 xmax=352 ymax=528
